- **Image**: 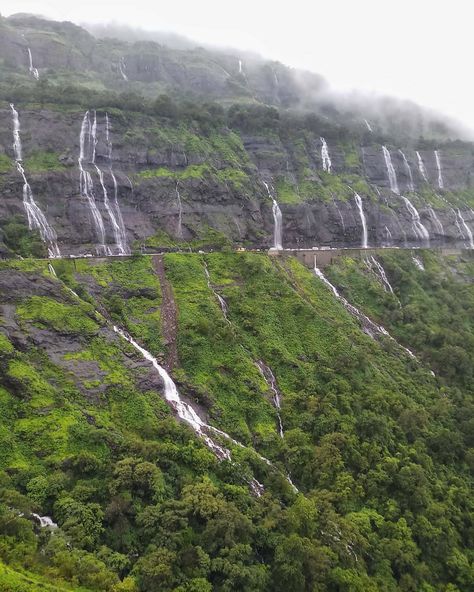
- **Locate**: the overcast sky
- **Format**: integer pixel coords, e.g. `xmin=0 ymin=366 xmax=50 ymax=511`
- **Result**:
xmin=3 ymin=0 xmax=474 ymax=129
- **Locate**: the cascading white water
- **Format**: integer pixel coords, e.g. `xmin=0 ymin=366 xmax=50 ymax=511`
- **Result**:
xmin=119 ymin=57 xmax=128 ymax=81
xmin=364 ymin=119 xmax=373 ymax=132
xmin=367 ymin=256 xmax=394 ymax=293
xmin=398 ymin=150 xmax=414 ymax=192
xmin=110 ymin=171 xmax=129 ymax=254
xmin=313 ymin=258 xmax=416 ymax=358
xmin=434 ymin=150 xmax=444 ymax=189
xmin=456 ymin=209 xmax=474 ymax=248
xmin=10 ymin=103 xmax=22 ymax=161
xmin=78 ymin=111 xmax=108 ymax=255
xmin=401 ymin=196 xmax=430 ymax=244
xmin=203 ymin=262 xmax=230 ymax=323
xmin=10 ymin=105 xmax=60 ymax=258
xmin=94 ymin=165 xmax=127 ymax=255
xmin=353 ymin=193 xmax=368 ymax=248
xmin=32 ymin=513 xmax=57 ymax=528
xmin=175 ymin=181 xmax=183 ymax=239
xmin=320 ymin=137 xmax=332 ymax=173
xmin=105 ymin=112 xmax=112 ymax=160
xmin=91 ymin=110 xmax=98 ymax=164
xmin=416 ymin=151 xmax=429 ymax=183
xmin=263 ymin=181 xmax=283 ymax=250
xmin=238 ymin=59 xmax=243 ymax=74
xmin=382 ymin=146 xmax=399 ymax=194
xmin=256 ymin=360 xmax=284 ymax=438
xmin=27 ymin=48 xmax=39 ymax=80
xmin=412 ymin=256 xmax=425 ymax=271
xmin=113 ymin=325 xmax=292 ymax=495
xmin=428 ymin=207 xmax=444 ymax=237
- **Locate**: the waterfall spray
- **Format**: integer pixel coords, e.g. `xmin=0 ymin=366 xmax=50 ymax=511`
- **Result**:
xmin=382 ymin=146 xmax=399 ymax=194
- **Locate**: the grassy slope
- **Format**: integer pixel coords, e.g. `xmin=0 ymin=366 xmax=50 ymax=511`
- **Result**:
xmin=0 ymin=253 xmax=472 ymax=590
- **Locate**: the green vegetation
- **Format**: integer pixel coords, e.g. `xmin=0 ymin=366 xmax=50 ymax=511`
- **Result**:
xmin=1 ymin=216 xmax=47 ymax=258
xmin=24 ymin=151 xmax=66 ymax=173
xmin=0 ymin=253 xmax=472 ymax=590
xmin=0 ymin=153 xmax=13 ymax=173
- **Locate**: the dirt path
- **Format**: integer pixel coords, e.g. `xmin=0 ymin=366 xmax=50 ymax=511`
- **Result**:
xmin=153 ymin=255 xmax=178 ymax=371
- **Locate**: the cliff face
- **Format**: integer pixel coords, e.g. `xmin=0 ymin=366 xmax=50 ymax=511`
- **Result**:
xmin=0 ymin=104 xmax=473 ymax=256
xmin=0 ymin=15 xmax=474 ymax=256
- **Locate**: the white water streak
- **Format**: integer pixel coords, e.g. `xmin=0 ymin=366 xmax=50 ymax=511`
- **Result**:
xmin=398 ymin=150 xmax=414 ymax=192
xmin=382 ymin=146 xmax=399 ymax=194
xmin=457 ymin=210 xmax=474 ymax=248
xmin=364 ymin=119 xmax=373 ymax=132
xmin=263 ymin=181 xmax=283 ymax=249
xmin=27 ymin=48 xmax=39 ymax=80
xmin=320 ymin=137 xmax=332 ymax=173
xmin=401 ymin=196 xmax=430 ymax=244
xmin=412 ymin=256 xmax=425 ymax=271
xmin=354 ymin=193 xmax=368 ymax=248
xmin=416 ymin=151 xmax=429 ymax=183
xmin=10 ymin=105 xmax=60 ymax=258
xmin=256 ymin=360 xmax=284 ymax=438
xmin=204 ymin=262 xmax=230 ymax=323
xmin=434 ymin=150 xmax=444 ymax=189
xmin=428 ymin=207 xmax=444 ymax=236
xmin=32 ymin=513 xmax=57 ymax=528
xmin=119 ymin=57 xmax=128 ymax=81
xmin=367 ymin=256 xmax=394 ymax=293
xmin=175 ymin=181 xmax=183 ymax=239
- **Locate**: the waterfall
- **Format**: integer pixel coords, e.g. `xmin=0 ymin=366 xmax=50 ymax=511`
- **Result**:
xmin=27 ymin=48 xmax=39 ymax=80
xmin=333 ymin=200 xmax=346 ymax=232
xmin=313 ymin=258 xmax=415 ymax=358
xmin=384 ymin=225 xmax=393 ymax=246
xmin=416 ymin=151 xmax=429 ymax=183
xmin=412 ymin=256 xmax=425 ymax=271
xmin=203 ymin=262 xmax=230 ymax=323
xmin=113 ymin=325 xmax=295 ymax=495
xmin=32 ymin=513 xmax=57 ymax=528
xmin=428 ymin=207 xmax=444 ymax=237
xmin=119 ymin=57 xmax=128 ymax=81
xmin=175 ymin=181 xmax=183 ymax=239
xmin=104 ymin=113 xmax=129 ymax=254
xmin=91 ymin=110 xmax=98 ymax=164
xmin=456 ymin=210 xmax=474 ymax=248
xmin=10 ymin=104 xmax=22 ymax=161
xmin=398 ymin=150 xmax=414 ymax=192
xmin=401 ymin=196 xmax=430 ymax=244
xmin=263 ymin=181 xmax=283 ymax=250
xmin=238 ymin=59 xmax=243 ymax=74
xmin=382 ymin=146 xmax=399 ymax=194
xmin=256 ymin=360 xmax=284 ymax=438
xmin=10 ymin=105 xmax=60 ymax=258
xmin=364 ymin=119 xmax=373 ymax=132
xmin=353 ymin=193 xmax=368 ymax=248
xmin=78 ymin=111 xmax=109 ymax=255
xmin=434 ymin=150 xmax=444 ymax=189
xmin=367 ymin=256 xmax=394 ymax=293
xmin=94 ymin=165 xmax=127 ymax=255
xmin=320 ymin=137 xmax=332 ymax=173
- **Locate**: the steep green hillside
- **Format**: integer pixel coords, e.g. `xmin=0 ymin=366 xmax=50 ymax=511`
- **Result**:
xmin=0 ymin=252 xmax=473 ymax=591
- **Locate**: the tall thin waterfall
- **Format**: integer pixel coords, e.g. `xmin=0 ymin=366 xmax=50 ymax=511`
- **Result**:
xmin=104 ymin=113 xmax=129 ymax=254
xmin=313 ymin=258 xmax=415 ymax=358
xmin=263 ymin=181 xmax=283 ymax=250
xmin=364 ymin=119 xmax=373 ymax=132
xmin=382 ymin=146 xmax=399 ymax=194
xmin=113 ymin=325 xmax=297 ymax=495
xmin=91 ymin=110 xmax=98 ymax=164
xmin=354 ymin=193 xmax=368 ymax=248
xmin=10 ymin=104 xmax=60 ymax=258
xmin=320 ymin=137 xmax=332 ymax=172
xmin=434 ymin=150 xmax=444 ymax=189
xmin=119 ymin=57 xmax=128 ymax=81
xmin=175 ymin=181 xmax=183 ymax=239
xmin=256 ymin=361 xmax=284 ymax=438
xmin=78 ymin=111 xmax=108 ymax=255
xmin=416 ymin=151 xmax=429 ymax=183
xmin=398 ymin=150 xmax=414 ymax=192
xmin=203 ymin=262 xmax=230 ymax=323
xmin=412 ymin=256 xmax=425 ymax=271
xmin=27 ymin=48 xmax=39 ymax=80
xmin=428 ymin=207 xmax=444 ymax=236
xmin=238 ymin=59 xmax=243 ymax=74
xmin=94 ymin=165 xmax=127 ymax=255
xmin=367 ymin=256 xmax=394 ymax=293
xmin=401 ymin=196 xmax=430 ymax=244
xmin=456 ymin=210 xmax=474 ymax=248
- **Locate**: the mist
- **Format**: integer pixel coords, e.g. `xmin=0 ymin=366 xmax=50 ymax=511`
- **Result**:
xmin=2 ymin=0 xmax=474 ymax=137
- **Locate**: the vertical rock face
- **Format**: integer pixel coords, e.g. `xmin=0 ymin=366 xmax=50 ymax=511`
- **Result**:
xmin=0 ymin=106 xmax=474 ymax=255
xmin=0 ymin=14 xmax=473 ymax=255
